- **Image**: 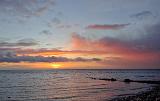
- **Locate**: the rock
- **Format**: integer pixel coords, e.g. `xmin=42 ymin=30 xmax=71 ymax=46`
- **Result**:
xmin=111 ymin=78 xmax=117 ymax=81
xmin=124 ymin=79 xmax=132 ymax=82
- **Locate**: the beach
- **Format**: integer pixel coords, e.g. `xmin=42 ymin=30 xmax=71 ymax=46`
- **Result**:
xmin=110 ymin=84 xmax=160 ymax=101
xmin=89 ymin=75 xmax=160 ymax=101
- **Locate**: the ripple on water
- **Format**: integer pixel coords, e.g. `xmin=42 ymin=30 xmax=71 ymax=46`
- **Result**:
xmin=0 ymin=70 xmax=159 ymax=101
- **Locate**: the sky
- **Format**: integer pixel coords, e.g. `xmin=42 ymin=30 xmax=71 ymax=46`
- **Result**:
xmin=0 ymin=0 xmax=160 ymax=69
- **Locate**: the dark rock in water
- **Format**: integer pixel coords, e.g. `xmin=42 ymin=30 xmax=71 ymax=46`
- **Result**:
xmin=123 ymin=79 xmax=160 ymax=84
xmin=99 ymin=78 xmax=117 ymax=81
xmin=89 ymin=77 xmax=117 ymax=81
xmin=135 ymin=80 xmax=160 ymax=84
xmin=124 ymin=79 xmax=133 ymax=83
xmin=90 ymin=77 xmax=97 ymax=80
xmin=111 ymin=78 xmax=117 ymax=81
xmin=8 ymin=96 xmax=11 ymax=98
xmin=89 ymin=77 xmax=160 ymax=84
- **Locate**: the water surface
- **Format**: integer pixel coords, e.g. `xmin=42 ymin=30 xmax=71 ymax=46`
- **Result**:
xmin=0 ymin=69 xmax=159 ymax=101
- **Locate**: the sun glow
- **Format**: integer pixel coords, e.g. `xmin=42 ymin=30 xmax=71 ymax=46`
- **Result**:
xmin=51 ymin=63 xmax=61 ymax=69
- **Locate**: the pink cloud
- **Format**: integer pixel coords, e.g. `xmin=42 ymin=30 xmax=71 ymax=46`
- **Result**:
xmin=86 ymin=24 xmax=130 ymax=30
xmin=70 ymin=33 xmax=160 ymax=68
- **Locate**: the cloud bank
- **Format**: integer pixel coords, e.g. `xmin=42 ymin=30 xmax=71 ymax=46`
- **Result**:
xmin=0 ymin=51 xmax=101 ymax=63
xmin=70 ymin=27 xmax=160 ymax=67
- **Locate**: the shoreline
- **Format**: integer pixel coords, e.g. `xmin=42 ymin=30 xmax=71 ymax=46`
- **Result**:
xmin=109 ymin=84 xmax=160 ymax=101
xmin=88 ymin=77 xmax=160 ymax=101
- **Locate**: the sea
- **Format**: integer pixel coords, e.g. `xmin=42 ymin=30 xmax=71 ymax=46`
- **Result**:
xmin=0 ymin=69 xmax=160 ymax=101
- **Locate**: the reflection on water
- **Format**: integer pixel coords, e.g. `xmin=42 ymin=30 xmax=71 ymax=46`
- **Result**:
xmin=0 ymin=69 xmax=159 ymax=101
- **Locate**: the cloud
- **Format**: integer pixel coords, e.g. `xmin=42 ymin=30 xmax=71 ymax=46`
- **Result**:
xmin=70 ymin=33 xmax=130 ymax=52
xmin=70 ymin=32 xmax=160 ymax=67
xmin=131 ymin=11 xmax=155 ymax=20
xmin=47 ymin=17 xmax=80 ymax=29
xmin=72 ymin=21 xmax=160 ymax=52
xmin=40 ymin=30 xmax=53 ymax=36
xmin=0 ymin=37 xmax=9 ymax=42
xmin=47 ymin=19 xmax=74 ymax=29
xmin=0 ymin=47 xmax=108 ymax=57
xmin=0 ymin=51 xmax=101 ymax=63
xmin=48 ymin=17 xmax=61 ymax=28
xmin=57 ymin=25 xmax=72 ymax=29
xmin=134 ymin=22 xmax=160 ymax=52
xmin=86 ymin=24 xmax=130 ymax=30
xmin=0 ymin=0 xmax=54 ymax=18
xmin=101 ymin=55 xmax=160 ymax=68
xmin=0 ymin=38 xmax=38 ymax=47
xmin=0 ymin=21 xmax=160 ymax=67
xmin=17 ymin=38 xmax=38 ymax=46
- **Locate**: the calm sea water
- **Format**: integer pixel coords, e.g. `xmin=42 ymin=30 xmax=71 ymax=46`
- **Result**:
xmin=0 ymin=69 xmax=159 ymax=101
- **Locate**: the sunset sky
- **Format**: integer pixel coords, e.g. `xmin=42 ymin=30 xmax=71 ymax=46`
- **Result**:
xmin=0 ymin=0 xmax=160 ymax=69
